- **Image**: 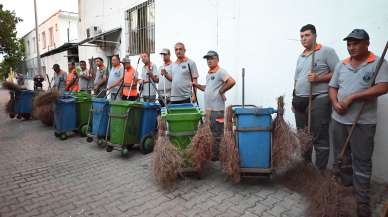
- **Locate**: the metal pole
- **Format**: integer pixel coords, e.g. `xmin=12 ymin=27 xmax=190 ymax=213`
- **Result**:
xmin=33 ymin=0 xmax=42 ymax=76
xmin=242 ymin=68 xmax=245 ymax=107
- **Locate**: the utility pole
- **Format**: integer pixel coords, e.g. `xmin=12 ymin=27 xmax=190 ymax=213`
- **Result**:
xmin=34 ymin=0 xmax=42 ymax=75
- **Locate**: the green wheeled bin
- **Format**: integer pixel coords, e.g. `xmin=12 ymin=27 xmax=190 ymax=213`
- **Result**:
xmin=105 ymin=101 xmax=143 ymax=156
xmin=73 ymin=92 xmax=92 ymax=136
xmin=162 ymin=104 xmax=203 ymax=175
xmin=162 ymin=105 xmax=203 ymax=151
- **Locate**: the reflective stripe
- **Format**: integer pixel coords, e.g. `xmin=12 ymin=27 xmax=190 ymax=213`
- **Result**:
xmin=314 ymin=146 xmax=330 ymax=150
xmin=355 ymin=171 xmax=371 ymax=179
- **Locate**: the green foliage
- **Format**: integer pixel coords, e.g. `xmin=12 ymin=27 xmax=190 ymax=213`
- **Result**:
xmin=0 ymin=4 xmax=25 ymax=79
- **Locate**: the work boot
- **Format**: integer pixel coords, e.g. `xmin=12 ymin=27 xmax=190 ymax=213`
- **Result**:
xmin=357 ymin=202 xmax=371 ymax=217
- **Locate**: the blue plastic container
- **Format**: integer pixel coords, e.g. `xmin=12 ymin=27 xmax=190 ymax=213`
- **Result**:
xmin=91 ymin=98 xmax=109 ymax=137
xmin=233 ymin=106 xmax=276 ymax=169
xmin=138 ymin=102 xmax=160 ymax=139
xmin=14 ymin=90 xmax=34 ymax=113
xmin=54 ymin=96 xmax=77 ymax=133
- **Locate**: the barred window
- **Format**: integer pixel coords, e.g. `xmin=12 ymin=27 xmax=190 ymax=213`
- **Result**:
xmin=127 ymin=0 xmax=155 ymax=55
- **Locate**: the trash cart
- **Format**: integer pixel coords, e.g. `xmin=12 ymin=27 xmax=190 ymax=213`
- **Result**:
xmin=86 ymin=97 xmax=110 ymax=146
xmin=106 ymin=101 xmax=159 ymax=156
xmin=73 ymin=92 xmax=92 ymax=136
xmin=163 ymin=103 xmax=202 ymax=151
xmin=12 ymin=89 xmax=34 ymax=120
xmin=54 ymin=96 xmax=77 ymax=140
xmin=136 ymin=102 xmax=159 ymax=154
xmin=105 ymin=100 xmax=137 ymax=155
xmin=162 ymin=103 xmax=203 ymax=177
xmin=232 ymin=105 xmax=277 ymax=177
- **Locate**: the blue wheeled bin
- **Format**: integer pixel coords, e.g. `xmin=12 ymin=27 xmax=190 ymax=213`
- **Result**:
xmin=232 ymin=106 xmax=277 ymax=177
xmin=86 ymin=98 xmax=110 ymax=146
xmin=54 ymin=96 xmax=77 ymax=140
xmin=137 ymin=102 xmax=160 ymax=154
xmin=13 ymin=90 xmax=34 ymax=120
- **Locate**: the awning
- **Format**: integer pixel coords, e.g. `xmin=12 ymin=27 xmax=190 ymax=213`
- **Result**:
xmin=40 ymin=43 xmax=78 ymax=58
xmin=78 ymin=27 xmax=121 ymax=46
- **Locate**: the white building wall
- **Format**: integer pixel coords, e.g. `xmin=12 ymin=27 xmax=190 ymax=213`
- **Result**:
xmin=22 ymin=11 xmax=78 ymax=83
xmin=78 ymin=0 xmax=388 ymax=182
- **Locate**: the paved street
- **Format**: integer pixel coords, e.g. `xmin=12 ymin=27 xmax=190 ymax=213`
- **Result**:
xmin=0 ymin=89 xmax=387 ymax=217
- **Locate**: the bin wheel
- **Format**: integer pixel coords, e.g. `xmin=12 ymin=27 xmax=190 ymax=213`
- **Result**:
xmin=97 ymin=139 xmax=105 ymax=147
xmin=121 ymin=148 xmax=129 ymax=157
xmin=106 ymin=145 xmax=113 ymax=152
xmin=86 ymin=136 xmax=93 ymax=143
xmin=54 ymin=132 xmax=60 ymax=137
xmin=22 ymin=113 xmax=31 ymax=120
xmin=16 ymin=114 xmax=22 ymax=119
xmin=59 ymin=133 xmax=67 ymax=140
xmin=80 ymin=124 xmax=88 ymax=137
xmin=9 ymin=113 xmax=16 ymax=119
xmin=140 ymin=133 xmax=155 ymax=155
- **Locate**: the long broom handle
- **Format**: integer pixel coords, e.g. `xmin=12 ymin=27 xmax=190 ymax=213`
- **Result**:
xmin=307 ymin=41 xmax=316 ymax=134
xmin=187 ymin=63 xmax=199 ymax=107
xmin=187 ymin=63 xmax=203 ymax=124
xmin=338 ymin=41 xmax=388 ymax=160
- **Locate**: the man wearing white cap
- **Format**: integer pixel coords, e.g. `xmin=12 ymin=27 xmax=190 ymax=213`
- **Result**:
xmin=158 ymin=48 xmax=173 ymax=102
xmin=194 ymin=50 xmax=236 ymax=160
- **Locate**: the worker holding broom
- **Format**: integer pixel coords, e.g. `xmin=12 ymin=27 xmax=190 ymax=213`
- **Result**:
xmin=106 ymin=55 xmax=124 ymax=100
xmin=193 ymin=50 xmax=236 ymax=161
xmin=329 ymin=29 xmax=388 ymax=217
xmin=292 ymin=24 xmax=339 ymax=170
xmin=65 ymin=62 xmax=80 ymax=92
xmin=161 ymin=42 xmax=199 ymax=104
xmin=79 ymin=60 xmax=94 ymax=92
xmin=112 ymin=56 xmax=139 ymax=101
xmin=158 ymin=48 xmax=173 ymax=103
xmin=93 ymin=57 xmax=108 ymax=98
xmin=139 ymin=53 xmax=158 ymax=102
xmin=52 ymin=64 xmax=67 ymax=95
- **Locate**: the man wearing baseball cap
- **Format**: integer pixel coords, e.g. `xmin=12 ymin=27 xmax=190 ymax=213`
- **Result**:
xmin=109 ymin=56 xmax=139 ymax=101
xmin=194 ymin=50 xmax=236 ymax=160
xmin=329 ymin=29 xmax=388 ymax=217
xmin=158 ymin=48 xmax=173 ymax=102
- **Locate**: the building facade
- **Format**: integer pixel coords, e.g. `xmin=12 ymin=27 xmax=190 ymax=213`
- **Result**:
xmin=22 ymin=10 xmax=79 ymax=89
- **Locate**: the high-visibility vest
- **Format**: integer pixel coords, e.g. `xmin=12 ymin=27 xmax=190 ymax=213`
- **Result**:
xmin=66 ymin=69 xmax=80 ymax=91
xmin=122 ymin=67 xmax=138 ymax=97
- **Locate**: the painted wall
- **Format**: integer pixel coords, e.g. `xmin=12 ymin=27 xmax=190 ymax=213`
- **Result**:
xmin=22 ymin=11 xmax=78 ymax=80
xmin=78 ymin=0 xmax=388 ymax=182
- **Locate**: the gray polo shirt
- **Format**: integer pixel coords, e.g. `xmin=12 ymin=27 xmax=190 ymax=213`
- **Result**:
xmin=294 ymin=44 xmax=339 ymax=97
xmin=94 ymin=66 xmax=108 ymax=93
xmin=205 ymin=67 xmax=230 ymax=111
xmin=171 ymin=58 xmax=199 ymax=101
xmin=53 ymin=71 xmax=67 ymax=95
xmin=107 ymin=64 xmax=124 ymax=94
xmin=158 ymin=62 xmax=173 ymax=93
xmin=79 ymin=69 xmax=93 ymax=91
xmin=329 ymin=53 xmax=388 ymax=125
xmin=141 ymin=63 xmax=158 ymax=97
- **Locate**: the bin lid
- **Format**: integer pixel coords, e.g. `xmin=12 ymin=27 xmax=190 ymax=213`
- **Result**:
xmin=142 ymin=102 xmax=160 ymax=109
xmin=167 ymin=103 xmax=194 ymax=109
xmin=110 ymin=100 xmax=134 ymax=107
xmin=92 ymin=98 xmax=109 ymax=103
xmin=233 ymin=106 xmax=276 ymax=115
xmin=20 ymin=90 xmax=34 ymax=94
xmin=57 ymin=96 xmax=75 ymax=104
